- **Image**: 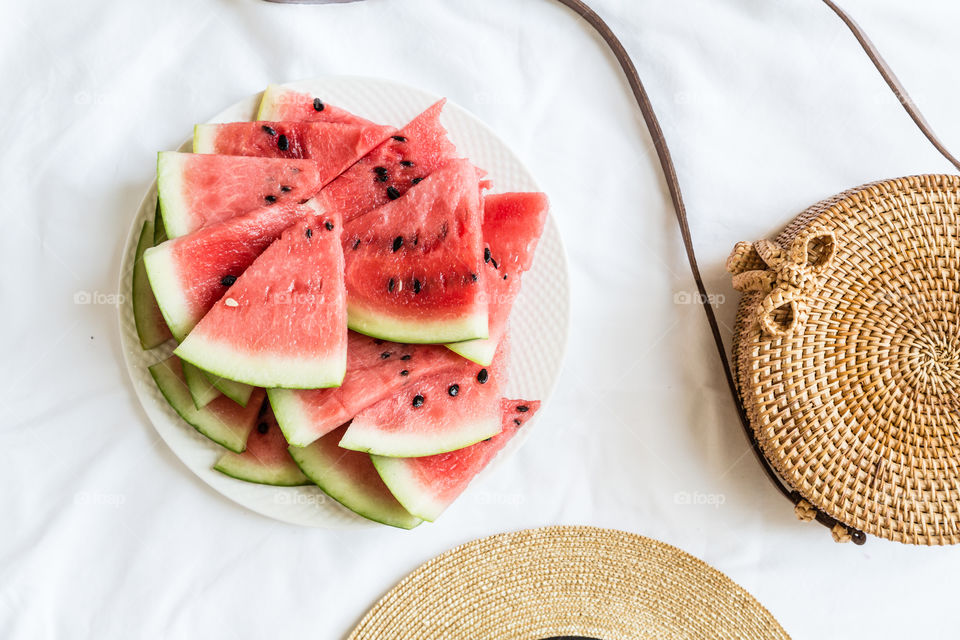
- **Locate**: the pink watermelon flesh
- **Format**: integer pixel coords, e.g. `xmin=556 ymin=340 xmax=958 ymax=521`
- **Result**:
xmin=317 ymin=100 xmax=459 ymax=223
xmin=267 ymin=331 xmax=465 ymax=447
xmin=339 ymin=338 xmax=509 ymax=457
xmin=256 ymin=84 xmax=375 ymax=126
xmin=287 ymin=423 xmax=421 ymax=529
xmin=132 ymin=217 xmax=173 ymax=349
xmin=214 ymin=405 xmax=309 ymax=486
xmin=143 ymin=200 xmax=320 ymax=340
xmin=372 ymin=398 xmax=541 ymax=521
xmin=148 ymin=356 xmax=266 ymax=453
xmin=175 ymin=214 xmax=347 ymax=389
xmin=193 ymin=121 xmax=394 ymax=187
xmin=157 ymin=152 xmax=324 ymax=237
xmin=342 ymin=159 xmax=487 ymax=343
xmin=446 ymin=192 xmax=548 ymax=365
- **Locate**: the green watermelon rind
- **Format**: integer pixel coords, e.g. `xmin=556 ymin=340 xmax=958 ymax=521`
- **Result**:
xmin=147 ymin=359 xmax=254 ymax=454
xmin=143 ymin=242 xmax=193 ymax=342
xmin=132 ymin=219 xmax=172 ymax=350
xmin=347 ymin=302 xmax=488 ymax=345
xmin=152 ymin=199 xmax=167 ymax=245
xmin=338 ymin=415 xmax=501 ymax=458
xmin=288 ymin=444 xmax=422 ymax=529
xmin=256 ymin=84 xmax=283 ymax=121
xmin=180 ymin=359 xmax=221 ymax=409
xmin=370 ymin=455 xmax=447 ymax=522
xmin=213 ymin=451 xmax=310 ymax=487
xmin=156 ymin=152 xmax=193 ymax=239
xmin=265 ymin=388 xmax=319 ymax=447
xmin=175 ymin=335 xmax=347 ymax=390
xmin=203 ymin=370 xmax=254 ymax=407
xmin=445 ymin=338 xmax=498 ymax=367
xmin=193 ymin=124 xmax=217 ymax=154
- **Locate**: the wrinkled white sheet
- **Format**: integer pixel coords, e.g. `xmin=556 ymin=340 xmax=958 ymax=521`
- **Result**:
xmin=3 ymin=0 xmax=959 ymax=637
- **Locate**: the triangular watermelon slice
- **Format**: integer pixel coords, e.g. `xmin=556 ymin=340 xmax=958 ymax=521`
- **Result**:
xmin=372 ymin=398 xmax=540 ymax=521
xmin=143 ymin=200 xmax=320 ymax=340
xmin=132 ymin=217 xmax=173 ymax=350
xmin=148 ymin=356 xmax=266 ymax=453
xmin=446 ymin=192 xmax=548 ymax=365
xmin=214 ymin=405 xmax=309 ymax=486
xmin=157 ymin=152 xmax=324 ymax=238
xmin=193 ymin=121 xmax=393 ymax=186
xmin=288 ymin=423 xmax=421 ymax=529
xmin=339 ymin=339 xmax=509 ymax=457
xmin=267 ymin=331 xmax=464 ymax=447
xmin=342 ymin=159 xmax=487 ymax=344
xmin=175 ymin=214 xmax=347 ymax=390
xmin=317 ymin=100 xmax=459 ymax=223
xmin=256 ymin=84 xmax=376 ymax=126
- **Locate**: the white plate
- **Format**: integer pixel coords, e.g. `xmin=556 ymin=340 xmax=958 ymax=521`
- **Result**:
xmin=117 ymin=77 xmax=570 ymax=528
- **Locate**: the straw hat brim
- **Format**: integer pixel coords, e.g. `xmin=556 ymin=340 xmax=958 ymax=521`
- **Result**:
xmin=348 ymin=526 xmax=789 ymax=640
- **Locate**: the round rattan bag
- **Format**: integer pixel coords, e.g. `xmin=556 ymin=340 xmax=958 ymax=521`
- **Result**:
xmin=727 ymin=174 xmax=960 ymax=545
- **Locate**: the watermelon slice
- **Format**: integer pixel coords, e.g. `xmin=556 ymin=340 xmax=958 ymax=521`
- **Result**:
xmin=153 ymin=201 xmax=167 ymax=245
xmin=317 ymin=100 xmax=459 ymax=223
xmin=372 ymin=398 xmax=540 ymax=521
xmin=256 ymin=84 xmax=375 ymax=126
xmin=175 ymin=214 xmax=347 ymax=389
xmin=203 ymin=371 xmax=255 ymax=407
xmin=288 ymin=424 xmax=421 ymax=529
xmin=181 ymin=359 xmax=221 ymax=409
xmin=342 ymin=159 xmax=487 ymax=343
xmin=193 ymin=121 xmax=393 ymax=187
xmin=268 ymin=331 xmax=464 ymax=446
xmin=143 ymin=200 xmax=320 ymax=340
xmin=132 ymin=217 xmax=173 ymax=350
xmin=157 ymin=152 xmax=324 ymax=238
xmin=214 ymin=405 xmax=309 ymax=486
xmin=148 ymin=356 xmax=266 ymax=453
xmin=339 ymin=339 xmax=509 ymax=457
xmin=447 ymin=192 xmax=548 ymax=365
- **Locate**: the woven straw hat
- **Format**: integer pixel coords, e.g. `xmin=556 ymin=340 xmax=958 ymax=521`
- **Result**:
xmin=348 ymin=526 xmax=788 ymax=639
xmin=729 ymin=174 xmax=960 ymax=545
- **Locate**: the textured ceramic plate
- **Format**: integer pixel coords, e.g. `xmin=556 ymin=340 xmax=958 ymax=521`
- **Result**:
xmin=117 ymin=77 xmax=570 ymax=528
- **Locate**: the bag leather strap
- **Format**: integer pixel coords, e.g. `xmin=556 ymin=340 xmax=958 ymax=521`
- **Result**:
xmin=554 ymin=0 xmax=960 ymax=543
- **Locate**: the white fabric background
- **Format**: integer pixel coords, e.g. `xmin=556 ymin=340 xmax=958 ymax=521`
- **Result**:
xmin=3 ymin=0 xmax=959 ymax=637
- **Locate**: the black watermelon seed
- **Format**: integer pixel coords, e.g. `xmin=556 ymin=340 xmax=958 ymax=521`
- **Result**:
xmin=517 ymin=405 xmax=529 ymax=412
xmin=413 ymin=278 xmax=422 ymax=294
xmin=392 ymin=135 xmax=407 ymax=142
xmin=491 ymin=258 xmax=499 ymax=269
xmin=380 ymin=352 xmax=391 ymax=359
xmin=374 ymin=166 xmax=388 ymax=175
xmin=220 ymin=275 xmax=237 ymax=287
xmin=392 ymin=236 xmax=403 ymax=252
xmin=262 ymin=125 xmax=276 ymax=136
xmin=305 ymin=228 xmax=313 ymax=238
xmin=257 ymin=422 xmax=269 ymax=434
xmin=280 ymin=185 xmax=292 ymax=192
xmin=411 ymin=177 xmax=423 ymax=185
xmin=448 ymin=384 xmax=459 ymax=397
xmin=312 ymin=97 xmax=325 ymax=112
xmin=503 ymin=275 xmax=508 ymax=280
xmin=483 ymin=437 xmax=492 ymax=442
xmin=412 ymin=394 xmax=424 ymax=408
xmin=388 ymin=278 xmax=396 ymax=292
xmin=400 ymin=160 xmax=414 ymax=167
xmin=471 ymin=272 xmax=479 ymax=282
xmin=477 ymin=369 xmax=489 ymax=384
xmin=258 ymin=401 xmax=269 ymax=416
xmin=484 ymin=247 xmax=491 ymax=263
xmin=265 ymin=194 xmax=277 ymax=203
xmin=325 ymin=220 xmax=334 ymax=231
xmin=376 ymin=174 xmax=389 ymax=183
xmin=513 ymin=418 xmax=522 ymax=426
xmin=386 ymin=186 xmax=401 ymax=200
xmin=277 ymin=134 xmax=289 ymax=150
xmin=352 ymin=238 xmax=361 ymax=250
xmin=401 ymin=354 xmax=411 ymax=361
xmin=400 ymin=369 xmax=409 ymax=376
